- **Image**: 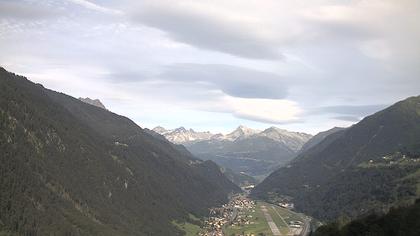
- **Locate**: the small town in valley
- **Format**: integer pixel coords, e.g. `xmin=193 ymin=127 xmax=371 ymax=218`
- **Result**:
xmin=199 ymin=192 xmax=311 ymax=236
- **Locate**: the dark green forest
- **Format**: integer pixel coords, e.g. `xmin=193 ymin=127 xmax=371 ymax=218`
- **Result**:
xmin=313 ymin=199 xmax=420 ymax=236
xmin=0 ymin=67 xmax=240 ymax=236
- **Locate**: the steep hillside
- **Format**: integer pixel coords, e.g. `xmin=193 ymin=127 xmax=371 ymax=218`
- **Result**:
xmin=299 ymin=127 xmax=345 ymax=154
xmin=253 ymin=96 xmax=420 ymax=220
xmin=314 ymin=199 xmax=420 ymax=236
xmin=0 ymin=67 xmax=239 ymax=236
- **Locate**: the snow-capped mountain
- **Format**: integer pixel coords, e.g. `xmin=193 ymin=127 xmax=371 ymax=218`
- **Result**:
xmin=152 ymin=126 xmax=168 ymax=135
xmin=224 ymin=125 xmax=261 ymax=141
xmin=153 ymin=125 xmax=313 ymax=178
xmin=153 ymin=125 xmax=311 ymax=149
xmin=152 ymin=126 xmax=214 ymax=144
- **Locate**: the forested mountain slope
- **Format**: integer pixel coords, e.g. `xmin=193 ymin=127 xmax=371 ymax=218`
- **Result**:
xmin=253 ymin=96 xmax=420 ymax=220
xmin=0 ymin=67 xmax=239 ymax=236
xmin=299 ymin=127 xmax=345 ymax=154
xmin=314 ymin=199 xmax=420 ymax=236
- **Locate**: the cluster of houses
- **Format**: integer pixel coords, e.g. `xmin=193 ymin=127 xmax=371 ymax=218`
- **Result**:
xmin=365 ymin=152 xmax=420 ymax=166
xmin=229 ymin=196 xmax=255 ymax=227
xmin=200 ymin=195 xmax=255 ymax=236
xmin=200 ymin=209 xmax=230 ymax=236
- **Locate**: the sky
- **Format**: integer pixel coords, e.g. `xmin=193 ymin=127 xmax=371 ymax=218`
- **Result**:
xmin=1 ymin=0 xmax=419 ymax=134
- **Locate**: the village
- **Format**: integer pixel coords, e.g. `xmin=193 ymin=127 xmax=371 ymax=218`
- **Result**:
xmin=199 ymin=194 xmax=256 ymax=236
xmin=198 ymin=191 xmax=311 ymax=236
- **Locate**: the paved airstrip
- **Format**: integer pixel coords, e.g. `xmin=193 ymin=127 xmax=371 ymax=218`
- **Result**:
xmin=260 ymin=205 xmax=281 ymax=235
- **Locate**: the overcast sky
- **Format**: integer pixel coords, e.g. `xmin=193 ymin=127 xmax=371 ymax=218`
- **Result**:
xmin=1 ymin=0 xmax=419 ymax=134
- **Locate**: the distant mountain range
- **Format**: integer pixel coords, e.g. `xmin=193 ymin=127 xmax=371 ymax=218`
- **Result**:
xmin=152 ymin=126 xmax=215 ymax=144
xmin=154 ymin=125 xmax=311 ymax=150
xmin=154 ymin=125 xmax=312 ymax=179
xmin=252 ymin=95 xmax=420 ymax=221
xmin=0 ymin=67 xmax=240 ymax=235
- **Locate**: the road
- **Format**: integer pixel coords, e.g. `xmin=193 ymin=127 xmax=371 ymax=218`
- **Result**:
xmin=260 ymin=205 xmax=282 ymax=236
xmin=229 ymin=208 xmax=238 ymax=224
xmin=299 ymin=219 xmax=311 ymax=236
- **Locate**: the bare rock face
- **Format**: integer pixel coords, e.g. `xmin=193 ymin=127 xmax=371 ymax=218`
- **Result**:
xmin=78 ymin=97 xmax=107 ymax=109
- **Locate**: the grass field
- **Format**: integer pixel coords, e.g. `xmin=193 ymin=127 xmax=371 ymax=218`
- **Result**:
xmin=224 ymin=201 xmax=305 ymax=236
xmin=172 ymin=214 xmax=202 ymax=236
xmin=172 ymin=221 xmax=202 ymax=236
xmin=224 ymin=202 xmax=271 ymax=236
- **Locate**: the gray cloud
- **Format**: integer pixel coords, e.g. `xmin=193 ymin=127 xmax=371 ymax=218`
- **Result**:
xmin=160 ymin=64 xmax=288 ymax=99
xmin=233 ymin=113 xmax=304 ymax=125
xmin=304 ymin=17 xmax=380 ymax=42
xmin=105 ymin=63 xmax=288 ymax=99
xmin=104 ymin=71 xmax=153 ymax=83
xmin=0 ymin=1 xmax=57 ymax=20
xmin=129 ymin=3 xmax=282 ymax=59
xmin=312 ymin=104 xmax=388 ymax=118
xmin=333 ymin=115 xmax=361 ymax=122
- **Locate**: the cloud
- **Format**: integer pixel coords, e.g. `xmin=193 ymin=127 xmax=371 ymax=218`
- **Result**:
xmin=300 ymin=1 xmax=420 ymax=61
xmin=105 ymin=63 xmax=288 ymax=99
xmin=333 ymin=116 xmax=361 ymax=122
xmin=128 ymin=1 xmax=282 ymax=59
xmin=301 ymin=3 xmax=384 ymax=41
xmin=67 ymin=0 xmax=123 ymax=15
xmin=2 ymin=0 xmax=420 ymax=134
xmin=224 ymin=96 xmax=302 ymax=124
xmin=0 ymin=1 xmax=57 ymax=20
xmin=97 ymin=70 xmax=300 ymax=124
xmin=313 ymin=104 xmax=388 ymax=117
xmin=160 ymin=64 xmax=288 ymax=99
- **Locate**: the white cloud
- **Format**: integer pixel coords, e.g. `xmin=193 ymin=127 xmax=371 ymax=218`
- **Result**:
xmin=67 ymin=0 xmax=123 ymax=15
xmin=224 ymin=96 xmax=302 ymax=124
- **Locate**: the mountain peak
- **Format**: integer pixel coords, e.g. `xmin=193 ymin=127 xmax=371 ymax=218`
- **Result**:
xmin=78 ymin=97 xmax=106 ymax=110
xmin=264 ymin=126 xmax=284 ymax=132
xmin=174 ymin=126 xmax=187 ymax=132
xmin=259 ymin=126 xmax=312 ymax=152
xmin=237 ymin=124 xmax=248 ymax=129
xmin=152 ymin=126 xmax=168 ymax=134
xmin=153 ymin=126 xmax=214 ymax=144
xmin=225 ymin=125 xmax=260 ymax=141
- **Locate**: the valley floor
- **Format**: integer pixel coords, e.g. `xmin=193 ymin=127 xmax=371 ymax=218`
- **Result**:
xmin=199 ymin=194 xmax=311 ymax=236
